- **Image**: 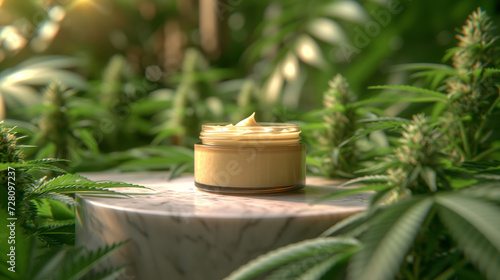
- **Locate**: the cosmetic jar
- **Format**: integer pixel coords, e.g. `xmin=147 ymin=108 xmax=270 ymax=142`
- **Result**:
xmin=194 ymin=123 xmax=306 ymax=194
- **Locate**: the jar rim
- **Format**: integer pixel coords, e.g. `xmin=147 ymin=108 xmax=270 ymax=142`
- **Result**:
xmin=201 ymin=122 xmax=299 ymax=131
xmin=199 ymin=122 xmax=301 ymax=145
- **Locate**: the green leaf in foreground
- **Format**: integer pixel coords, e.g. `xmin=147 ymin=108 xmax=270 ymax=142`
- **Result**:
xmin=265 ymin=250 xmax=354 ymax=280
xmin=368 ymin=85 xmax=447 ymax=100
xmin=321 ymin=211 xmax=370 ymax=237
xmin=437 ymin=194 xmax=500 ymax=280
xmin=0 ymin=162 xmax=68 ymax=173
xmin=34 ymin=173 xmax=150 ymax=193
xmin=340 ymin=175 xmax=392 ymax=186
xmin=55 ymin=242 xmax=127 ymax=280
xmin=314 ymin=184 xmax=390 ymax=203
xmin=223 ymin=237 xmax=360 ymax=280
xmin=347 ymin=197 xmax=433 ymax=280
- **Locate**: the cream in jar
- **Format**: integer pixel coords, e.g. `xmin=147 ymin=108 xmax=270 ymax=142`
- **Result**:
xmin=194 ymin=113 xmax=306 ymax=194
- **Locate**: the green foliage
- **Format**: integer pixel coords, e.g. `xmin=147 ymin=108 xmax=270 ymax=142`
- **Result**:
xmin=0 ymin=56 xmax=88 ymax=120
xmin=305 ymin=74 xmax=374 ymax=178
xmin=0 ymin=122 xmax=24 ymax=163
xmin=347 ymin=197 xmax=433 ymax=280
xmin=320 ymin=74 xmax=360 ymax=177
xmin=0 ymin=121 xmax=146 ymax=279
xmin=436 ymin=194 xmax=500 ymax=279
xmin=228 ymin=187 xmax=500 ymax=280
xmin=366 ymin=85 xmax=448 ymax=103
xmin=152 ymin=48 xmax=226 ymax=147
xmin=225 ymin=237 xmax=360 ymax=280
xmin=391 ymin=8 xmax=500 ymax=162
xmin=226 ymin=7 xmax=500 ymax=280
xmin=35 ymin=81 xmax=96 ymax=160
xmin=241 ymin=0 xmax=370 ymax=111
xmin=2 ymin=1 xmax=499 ymax=280
xmin=451 ymin=7 xmax=498 ymax=74
xmin=0 ymin=233 xmax=126 ymax=280
xmin=53 ymin=242 xmax=127 ymax=280
xmin=443 ymin=9 xmax=500 ymax=162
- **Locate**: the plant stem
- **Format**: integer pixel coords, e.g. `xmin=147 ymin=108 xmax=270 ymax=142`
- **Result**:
xmin=458 ymin=118 xmax=471 ymax=160
xmin=412 ymin=253 xmax=421 ymax=280
xmin=433 ymin=259 xmax=467 ymax=280
xmin=471 ymin=146 xmax=500 ymax=161
xmin=473 ymin=93 xmax=500 ymax=153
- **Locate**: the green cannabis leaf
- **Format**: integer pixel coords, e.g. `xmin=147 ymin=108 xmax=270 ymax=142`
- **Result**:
xmin=231 ymin=7 xmax=500 ymax=280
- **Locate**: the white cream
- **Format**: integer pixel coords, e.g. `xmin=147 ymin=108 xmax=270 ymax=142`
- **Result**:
xmin=200 ymin=113 xmax=300 ymax=146
xmin=235 ymin=112 xmax=261 ymax=127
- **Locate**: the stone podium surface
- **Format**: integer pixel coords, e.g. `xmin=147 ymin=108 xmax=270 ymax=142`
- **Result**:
xmin=76 ymin=172 xmax=370 ymax=280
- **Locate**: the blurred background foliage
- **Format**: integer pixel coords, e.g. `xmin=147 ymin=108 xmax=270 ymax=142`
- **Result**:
xmin=0 ymin=0 xmax=499 ymax=175
xmin=2 ymin=2 xmax=500 ymax=279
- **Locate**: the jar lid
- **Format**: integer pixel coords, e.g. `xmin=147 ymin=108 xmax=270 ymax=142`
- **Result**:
xmin=200 ymin=123 xmax=301 ymax=146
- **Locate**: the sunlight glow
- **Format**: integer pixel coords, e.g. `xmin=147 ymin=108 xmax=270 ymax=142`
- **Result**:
xmin=299 ymin=44 xmax=314 ymax=60
xmin=49 ymin=6 xmax=66 ymax=22
xmin=69 ymin=0 xmax=110 ymax=14
xmin=5 ymin=69 xmax=38 ymax=85
xmin=74 ymin=0 xmax=93 ymax=5
xmin=265 ymin=69 xmax=283 ymax=105
xmin=39 ymin=21 xmax=59 ymax=40
xmin=0 ymin=26 xmax=27 ymax=51
xmin=282 ymin=53 xmax=298 ymax=81
xmin=295 ymin=35 xmax=325 ymax=68
xmin=29 ymin=19 xmax=60 ymax=53
xmin=324 ymin=0 xmax=369 ymax=23
xmin=283 ymin=63 xmax=296 ymax=79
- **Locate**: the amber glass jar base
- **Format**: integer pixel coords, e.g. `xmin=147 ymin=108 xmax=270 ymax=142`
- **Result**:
xmin=195 ymin=182 xmax=304 ymax=195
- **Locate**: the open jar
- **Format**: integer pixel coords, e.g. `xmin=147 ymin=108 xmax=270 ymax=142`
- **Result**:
xmin=194 ymin=118 xmax=306 ymax=194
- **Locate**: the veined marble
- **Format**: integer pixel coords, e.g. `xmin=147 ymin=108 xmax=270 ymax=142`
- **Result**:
xmin=76 ymin=172 xmax=370 ymax=280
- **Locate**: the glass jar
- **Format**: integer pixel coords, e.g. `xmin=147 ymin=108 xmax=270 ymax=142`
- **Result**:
xmin=194 ymin=123 xmax=306 ymax=194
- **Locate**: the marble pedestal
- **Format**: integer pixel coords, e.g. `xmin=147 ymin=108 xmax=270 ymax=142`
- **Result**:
xmin=76 ymin=172 xmax=370 ymax=280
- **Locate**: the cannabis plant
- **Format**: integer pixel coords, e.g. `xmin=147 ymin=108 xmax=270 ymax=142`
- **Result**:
xmin=227 ymin=113 xmax=500 ymax=280
xmin=92 ymin=54 xmax=148 ymax=152
xmin=305 ymin=74 xmax=364 ymax=178
xmin=304 ymin=73 xmax=393 ymax=178
xmin=444 ymin=7 xmax=500 ymax=161
xmin=33 ymin=81 xmax=101 ymax=169
xmin=225 ymin=7 xmax=500 ymax=280
xmin=0 ymin=56 xmax=87 ymax=120
xmin=0 ymin=121 xmax=146 ymax=279
xmin=37 ymin=81 xmax=76 ymax=160
xmin=321 ymin=75 xmax=358 ymax=176
xmin=152 ymin=48 xmax=232 ymax=147
xmin=383 ymin=8 xmax=500 ymax=162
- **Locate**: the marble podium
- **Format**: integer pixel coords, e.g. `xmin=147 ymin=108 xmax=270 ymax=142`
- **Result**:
xmin=76 ymin=172 xmax=370 ymax=280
